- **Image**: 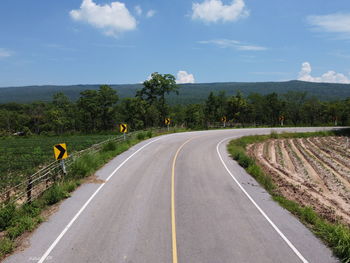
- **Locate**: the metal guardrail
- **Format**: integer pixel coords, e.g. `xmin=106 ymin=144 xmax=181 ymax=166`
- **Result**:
xmin=0 ymin=131 xmax=144 ymax=206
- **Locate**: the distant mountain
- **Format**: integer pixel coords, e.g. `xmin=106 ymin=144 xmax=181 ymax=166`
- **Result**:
xmin=1 ymin=80 xmax=350 ymax=104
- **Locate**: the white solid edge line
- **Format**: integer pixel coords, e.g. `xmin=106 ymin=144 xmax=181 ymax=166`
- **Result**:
xmin=216 ymin=137 xmax=308 ymax=263
xmin=38 ymin=137 xmax=163 ymax=263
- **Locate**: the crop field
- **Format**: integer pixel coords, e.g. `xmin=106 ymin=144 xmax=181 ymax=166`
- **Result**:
xmin=0 ymin=135 xmax=115 ymax=191
xmin=248 ymin=136 xmax=350 ymax=225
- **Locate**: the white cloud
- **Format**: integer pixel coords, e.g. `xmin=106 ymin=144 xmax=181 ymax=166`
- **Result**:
xmin=135 ymin=5 xmax=142 ymax=16
xmin=307 ymin=13 xmax=350 ymax=38
xmin=146 ymin=10 xmax=156 ymax=18
xmin=199 ymin=39 xmax=267 ymax=51
xmin=298 ymin=62 xmax=350 ymax=84
xmin=70 ymin=0 xmax=137 ymax=37
xmin=192 ymin=0 xmax=249 ymax=23
xmin=0 ymin=48 xmax=12 ymax=58
xmin=176 ymin=71 xmax=195 ymax=84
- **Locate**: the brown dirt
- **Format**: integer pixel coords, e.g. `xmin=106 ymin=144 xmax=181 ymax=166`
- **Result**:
xmin=248 ymin=136 xmax=350 ymax=226
xmin=82 ymin=174 xmax=105 ymax=184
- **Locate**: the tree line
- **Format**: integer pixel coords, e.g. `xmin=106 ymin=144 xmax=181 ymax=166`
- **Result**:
xmin=0 ymin=73 xmax=349 ymax=135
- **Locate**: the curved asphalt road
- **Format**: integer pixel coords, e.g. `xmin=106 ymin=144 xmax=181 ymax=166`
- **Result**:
xmin=5 ymin=128 xmax=340 ymax=263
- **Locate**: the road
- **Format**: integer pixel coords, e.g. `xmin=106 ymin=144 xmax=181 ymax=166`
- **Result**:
xmin=5 ymin=128 xmax=339 ymax=263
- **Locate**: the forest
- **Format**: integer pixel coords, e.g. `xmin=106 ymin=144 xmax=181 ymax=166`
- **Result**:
xmin=0 ymin=72 xmax=350 ymax=136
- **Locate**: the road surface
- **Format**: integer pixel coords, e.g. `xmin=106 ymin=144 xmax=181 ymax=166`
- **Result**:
xmin=5 ymin=128 xmax=339 ymax=263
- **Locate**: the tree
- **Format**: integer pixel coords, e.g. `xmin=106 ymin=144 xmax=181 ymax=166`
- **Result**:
xmin=226 ymin=91 xmax=248 ymax=125
xmin=50 ymin=93 xmax=75 ymax=133
xmin=248 ymin=93 xmax=265 ymax=126
xmin=284 ymin=91 xmax=307 ymax=126
xmin=204 ymin=92 xmax=219 ymax=124
xmin=301 ymin=97 xmax=322 ymax=126
xmin=78 ymin=86 xmax=118 ymax=131
xmin=78 ymin=90 xmax=100 ymax=131
xmin=119 ymin=97 xmax=147 ymax=129
xmin=265 ymin=93 xmax=284 ymax=126
xmin=184 ymin=104 xmax=204 ymax=129
xmin=97 ymin=85 xmax=119 ymax=130
xmin=136 ymin=72 xmax=178 ymax=122
xmin=27 ymin=102 xmax=48 ymax=134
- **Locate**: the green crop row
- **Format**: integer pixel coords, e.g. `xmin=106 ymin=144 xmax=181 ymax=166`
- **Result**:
xmin=0 ymin=135 xmax=115 ymax=191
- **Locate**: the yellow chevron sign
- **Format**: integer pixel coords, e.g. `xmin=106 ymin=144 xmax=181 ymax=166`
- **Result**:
xmin=54 ymin=143 xmax=68 ymax=160
xmin=120 ymin=123 xmax=128 ymax=133
xmin=165 ymin=118 xmax=171 ymax=125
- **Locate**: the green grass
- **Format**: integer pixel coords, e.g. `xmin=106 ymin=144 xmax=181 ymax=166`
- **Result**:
xmin=0 ymin=134 xmax=115 ymax=191
xmin=227 ymin=129 xmax=350 ymax=262
xmin=0 ymin=238 xmax=13 ymax=257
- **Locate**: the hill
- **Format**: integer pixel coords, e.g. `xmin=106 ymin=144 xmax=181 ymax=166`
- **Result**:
xmin=1 ymin=80 xmax=350 ymax=104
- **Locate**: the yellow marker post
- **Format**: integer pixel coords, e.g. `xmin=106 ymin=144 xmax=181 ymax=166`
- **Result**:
xmin=119 ymin=123 xmax=128 ymax=140
xmin=279 ymin=116 xmax=285 ymax=126
xmin=53 ymin=143 xmax=68 ymax=175
xmin=165 ymin=118 xmax=171 ymax=131
xmin=221 ymin=116 xmax=227 ymax=128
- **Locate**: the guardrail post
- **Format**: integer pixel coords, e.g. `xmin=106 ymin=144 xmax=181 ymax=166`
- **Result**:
xmin=6 ymin=190 xmax=10 ymax=203
xmin=60 ymin=160 xmax=67 ymax=176
xmin=27 ymin=175 xmax=33 ymax=203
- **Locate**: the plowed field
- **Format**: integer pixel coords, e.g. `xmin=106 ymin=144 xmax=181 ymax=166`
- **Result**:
xmin=248 ymin=136 xmax=350 ymax=225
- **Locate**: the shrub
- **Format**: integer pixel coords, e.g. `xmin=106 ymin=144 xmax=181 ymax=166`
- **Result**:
xmin=237 ymin=154 xmax=253 ymax=168
xmin=102 ymin=141 xmax=117 ymax=152
xmin=70 ymin=154 xmax=97 ymax=178
xmin=0 ymin=238 xmax=13 ymax=257
xmin=137 ymin=132 xmax=146 ymax=140
xmin=6 ymin=216 xmax=37 ymax=240
xmin=270 ymin=132 xmax=278 ymax=139
xmin=42 ymin=184 xmax=69 ymax=206
xmin=62 ymin=181 xmax=79 ymax=193
xmin=0 ymin=204 xmax=16 ymax=231
xmin=20 ymin=202 xmax=41 ymax=218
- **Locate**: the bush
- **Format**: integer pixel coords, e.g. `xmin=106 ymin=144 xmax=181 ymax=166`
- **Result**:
xmin=147 ymin=131 xmax=153 ymax=138
xmin=70 ymin=154 xmax=98 ymax=178
xmin=237 ymin=154 xmax=253 ymax=168
xmin=137 ymin=132 xmax=146 ymax=140
xmin=316 ymin=222 xmax=350 ymax=262
xmin=62 ymin=181 xmax=79 ymax=193
xmin=20 ymin=202 xmax=41 ymax=218
xmin=102 ymin=141 xmax=117 ymax=152
xmin=0 ymin=204 xmax=16 ymax=231
xmin=0 ymin=238 xmax=13 ymax=257
xmin=270 ymin=132 xmax=279 ymax=139
xmin=6 ymin=216 xmax=36 ymax=239
xmin=42 ymin=184 xmax=69 ymax=206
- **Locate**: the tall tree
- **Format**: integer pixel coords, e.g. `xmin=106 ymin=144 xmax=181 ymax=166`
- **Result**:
xmin=204 ymin=92 xmax=219 ymax=124
xmin=78 ymin=90 xmax=100 ymax=131
xmin=226 ymin=91 xmax=248 ymax=125
xmin=284 ymin=91 xmax=307 ymax=126
xmin=265 ymin=93 xmax=284 ymax=126
xmin=97 ymin=85 xmax=119 ymax=130
xmin=136 ymin=72 xmax=178 ymax=122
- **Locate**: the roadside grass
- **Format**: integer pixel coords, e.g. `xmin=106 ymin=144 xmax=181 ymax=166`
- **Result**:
xmin=227 ymin=129 xmax=350 ymax=262
xmin=0 ymin=128 xmax=188 ymax=259
xmin=0 ymin=134 xmax=116 ymax=191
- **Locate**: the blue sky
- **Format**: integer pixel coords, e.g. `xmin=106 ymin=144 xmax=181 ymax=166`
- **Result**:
xmin=1 ymin=0 xmax=350 ymax=86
